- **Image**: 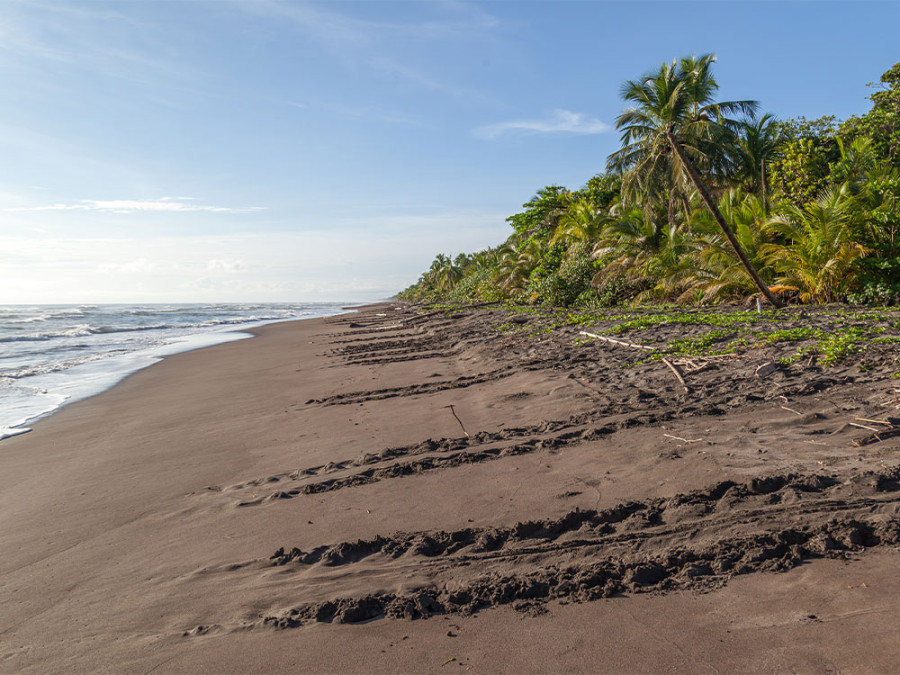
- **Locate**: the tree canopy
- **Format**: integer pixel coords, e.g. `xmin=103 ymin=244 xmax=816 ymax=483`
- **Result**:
xmin=401 ymin=59 xmax=900 ymax=309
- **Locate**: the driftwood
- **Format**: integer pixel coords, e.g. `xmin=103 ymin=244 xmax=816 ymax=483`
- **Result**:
xmin=848 ymin=421 xmax=881 ymax=432
xmin=579 ymin=331 xmax=690 ymax=394
xmin=853 ymin=426 xmax=900 ymax=447
xmin=578 ymin=331 xmax=655 ymax=351
xmin=660 ymin=358 xmax=690 ymax=394
xmin=446 ymin=404 xmax=470 ymax=439
xmin=663 ymin=433 xmax=703 ymax=443
xmin=855 ymin=417 xmax=892 ymax=426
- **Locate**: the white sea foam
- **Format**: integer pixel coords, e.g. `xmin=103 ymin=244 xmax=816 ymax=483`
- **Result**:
xmin=0 ymin=427 xmax=32 ymax=441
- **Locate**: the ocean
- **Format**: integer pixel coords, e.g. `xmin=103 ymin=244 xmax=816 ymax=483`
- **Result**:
xmin=0 ymin=302 xmax=353 ymax=441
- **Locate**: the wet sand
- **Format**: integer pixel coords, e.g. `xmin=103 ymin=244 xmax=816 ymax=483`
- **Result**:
xmin=2 ymin=302 xmax=900 ymax=673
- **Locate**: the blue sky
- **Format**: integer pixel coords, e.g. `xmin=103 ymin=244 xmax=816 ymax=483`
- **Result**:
xmin=1 ymin=0 xmax=897 ymax=303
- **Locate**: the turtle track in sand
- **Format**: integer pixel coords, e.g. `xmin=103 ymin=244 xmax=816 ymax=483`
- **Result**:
xmin=184 ymin=466 xmax=900 ymax=632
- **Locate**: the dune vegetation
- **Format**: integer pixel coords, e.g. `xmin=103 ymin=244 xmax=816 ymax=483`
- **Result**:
xmin=400 ymin=56 xmax=900 ymax=308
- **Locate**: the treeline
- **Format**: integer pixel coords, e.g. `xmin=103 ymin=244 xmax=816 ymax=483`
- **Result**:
xmin=399 ymin=57 xmax=900 ymax=307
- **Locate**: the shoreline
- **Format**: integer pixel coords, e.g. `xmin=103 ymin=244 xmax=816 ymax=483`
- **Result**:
xmin=2 ymin=303 xmax=900 ymax=672
xmin=0 ymin=304 xmax=358 ymax=442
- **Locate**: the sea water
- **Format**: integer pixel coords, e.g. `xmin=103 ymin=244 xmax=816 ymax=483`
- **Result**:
xmin=0 ymin=303 xmax=352 ymax=440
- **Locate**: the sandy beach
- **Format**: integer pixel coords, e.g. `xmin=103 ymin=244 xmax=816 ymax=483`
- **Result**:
xmin=2 ymin=302 xmax=900 ymax=673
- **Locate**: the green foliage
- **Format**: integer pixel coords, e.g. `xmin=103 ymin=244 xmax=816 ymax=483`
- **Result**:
xmin=817 ymin=328 xmax=865 ymax=365
xmin=684 ymin=190 xmax=775 ymax=302
xmin=666 ymin=329 xmax=733 ymax=356
xmin=525 ymin=244 xmax=596 ymax=307
xmin=733 ymin=113 xmax=784 ymax=204
xmin=841 ymin=62 xmax=900 ymax=166
xmin=846 ymin=256 xmax=900 ymax=305
xmin=762 ymin=327 xmax=817 ymax=343
xmin=442 ymin=266 xmax=503 ymax=303
xmin=506 ymin=186 xmax=571 ymax=238
xmin=770 ymin=139 xmax=835 ymax=207
xmin=574 ymin=174 xmax=622 ymax=211
xmin=762 ymin=185 xmax=869 ymax=303
xmin=402 ymin=59 xmax=900 ymax=313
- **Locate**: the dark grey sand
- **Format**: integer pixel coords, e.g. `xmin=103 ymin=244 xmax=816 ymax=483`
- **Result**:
xmin=2 ymin=303 xmax=900 ymax=673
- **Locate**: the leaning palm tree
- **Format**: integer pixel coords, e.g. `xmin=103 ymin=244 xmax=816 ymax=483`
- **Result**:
xmin=684 ymin=190 xmax=777 ymax=302
xmin=608 ymin=54 xmax=782 ymax=307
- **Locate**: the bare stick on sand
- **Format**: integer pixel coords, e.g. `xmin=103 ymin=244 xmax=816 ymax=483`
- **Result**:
xmin=661 ymin=357 xmax=690 ymax=394
xmin=446 ymin=404 xmax=470 ymax=439
xmin=579 ymin=331 xmax=690 ymax=394
xmin=578 ymin=331 xmax=655 ymax=351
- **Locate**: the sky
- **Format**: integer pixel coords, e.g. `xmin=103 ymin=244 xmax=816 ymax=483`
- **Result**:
xmin=1 ymin=0 xmax=898 ymax=304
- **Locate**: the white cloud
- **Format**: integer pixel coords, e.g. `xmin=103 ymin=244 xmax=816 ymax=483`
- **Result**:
xmin=474 ymin=109 xmax=610 ymax=139
xmin=7 ymin=197 xmax=265 ymax=214
xmin=0 ymin=210 xmax=509 ymax=304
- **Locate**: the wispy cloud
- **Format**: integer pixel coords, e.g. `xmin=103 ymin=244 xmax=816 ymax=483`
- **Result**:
xmin=474 ymin=109 xmax=610 ymax=139
xmin=7 ymin=197 xmax=265 ymax=214
xmin=233 ymin=0 xmax=499 ymax=96
xmin=0 ymin=2 xmax=203 ymax=92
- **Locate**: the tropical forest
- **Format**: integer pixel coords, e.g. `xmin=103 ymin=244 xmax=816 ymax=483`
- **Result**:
xmin=399 ymin=56 xmax=900 ymax=308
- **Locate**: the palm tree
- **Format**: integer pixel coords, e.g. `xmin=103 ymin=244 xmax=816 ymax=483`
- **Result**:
xmin=468 ymin=248 xmax=501 ymax=275
xmin=608 ymin=54 xmax=782 ymax=307
xmin=496 ymin=239 xmax=544 ymax=294
xmin=550 ymin=197 xmax=606 ymax=246
xmin=734 ymin=113 xmax=783 ymax=212
xmin=426 ymin=254 xmax=462 ymax=292
xmin=684 ymin=190 xmax=776 ymax=302
xmin=761 ymin=185 xmax=869 ymax=303
xmin=830 ymin=136 xmax=876 ymax=190
xmin=592 ymin=203 xmax=662 ymax=275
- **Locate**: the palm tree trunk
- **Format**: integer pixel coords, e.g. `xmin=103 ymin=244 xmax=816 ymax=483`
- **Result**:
xmin=667 ymin=130 xmax=782 ymax=308
xmin=680 ymin=194 xmax=691 ymax=220
xmin=761 ymin=159 xmax=768 ymax=214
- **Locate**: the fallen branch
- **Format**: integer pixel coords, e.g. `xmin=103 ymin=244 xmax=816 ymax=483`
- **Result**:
xmin=853 ymin=426 xmax=900 ymax=447
xmin=855 ymin=417 xmax=892 ymax=426
xmin=849 ymin=421 xmax=881 ymax=432
xmin=446 ymin=404 xmax=470 ymax=439
xmin=660 ymin=357 xmax=690 ymax=394
xmin=578 ymin=331 xmax=656 ymax=351
xmin=780 ymin=405 xmax=803 ymax=416
xmin=578 ymin=331 xmax=690 ymax=393
xmin=688 ymin=353 xmax=739 ymax=361
xmin=663 ymin=433 xmax=703 ymax=444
